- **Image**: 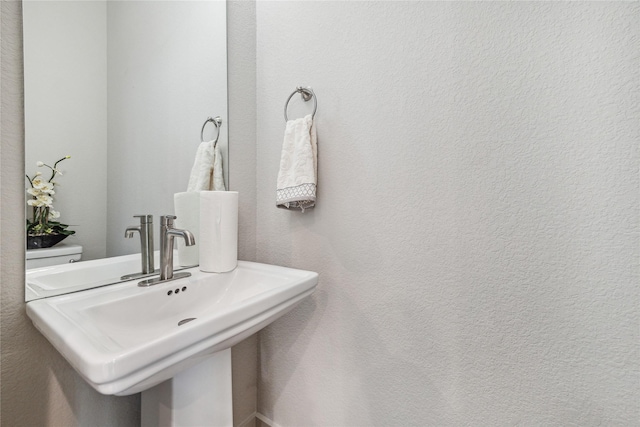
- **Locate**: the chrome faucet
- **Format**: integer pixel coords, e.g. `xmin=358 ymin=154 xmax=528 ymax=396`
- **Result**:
xmin=160 ymin=215 xmax=195 ymax=280
xmin=122 ymin=214 xmax=155 ymax=280
xmin=138 ymin=215 xmax=195 ymax=287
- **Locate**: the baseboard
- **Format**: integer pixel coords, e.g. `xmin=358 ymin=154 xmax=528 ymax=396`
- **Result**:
xmin=237 ymin=411 xmax=257 ymax=427
xmin=255 ymin=412 xmax=282 ymax=427
xmin=237 ymin=411 xmax=283 ymax=427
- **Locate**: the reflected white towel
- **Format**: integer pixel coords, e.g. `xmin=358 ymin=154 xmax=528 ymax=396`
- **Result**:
xmin=212 ymin=143 xmax=226 ymax=191
xmin=276 ymin=114 xmax=317 ymax=211
xmin=187 ymin=141 xmax=226 ymax=192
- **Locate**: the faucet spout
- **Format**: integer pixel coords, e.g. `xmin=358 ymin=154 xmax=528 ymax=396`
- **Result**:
xmin=168 ymin=228 xmax=196 ymax=246
xmin=124 ymin=227 xmax=138 ymax=239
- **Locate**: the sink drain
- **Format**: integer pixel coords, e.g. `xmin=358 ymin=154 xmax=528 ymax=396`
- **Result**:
xmin=178 ymin=318 xmax=196 ymax=326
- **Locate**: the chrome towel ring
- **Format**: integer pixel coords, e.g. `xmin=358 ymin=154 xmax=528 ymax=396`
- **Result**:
xmin=284 ymin=86 xmax=317 ymax=122
xmin=201 ymin=116 xmax=222 ymax=145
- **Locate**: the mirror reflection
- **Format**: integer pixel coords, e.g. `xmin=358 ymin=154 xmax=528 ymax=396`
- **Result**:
xmin=24 ymin=0 xmax=228 ymax=301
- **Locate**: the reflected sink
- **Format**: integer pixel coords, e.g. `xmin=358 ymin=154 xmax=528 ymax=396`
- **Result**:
xmin=25 ymin=251 xmax=187 ymax=301
xmin=26 ymin=261 xmax=318 ymax=396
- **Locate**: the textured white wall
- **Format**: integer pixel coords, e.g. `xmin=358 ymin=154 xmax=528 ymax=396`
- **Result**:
xmin=255 ymin=2 xmax=639 ymax=425
xmin=22 ymin=0 xmax=108 ymax=261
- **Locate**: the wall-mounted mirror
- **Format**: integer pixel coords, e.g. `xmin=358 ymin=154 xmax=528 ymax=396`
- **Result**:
xmin=24 ymin=0 xmax=228 ymax=301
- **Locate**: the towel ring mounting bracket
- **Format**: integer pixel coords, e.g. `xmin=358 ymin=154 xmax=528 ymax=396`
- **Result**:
xmin=284 ymin=86 xmax=317 ymax=122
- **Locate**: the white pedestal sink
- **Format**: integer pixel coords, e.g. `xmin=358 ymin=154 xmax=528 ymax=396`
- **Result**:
xmin=26 ymin=260 xmax=318 ymax=426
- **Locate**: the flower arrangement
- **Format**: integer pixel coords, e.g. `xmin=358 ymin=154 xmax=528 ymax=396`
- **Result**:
xmin=26 ymin=156 xmax=75 ymax=243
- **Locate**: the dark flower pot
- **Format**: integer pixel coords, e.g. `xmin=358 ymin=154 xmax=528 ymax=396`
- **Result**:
xmin=27 ymin=234 xmax=68 ymax=250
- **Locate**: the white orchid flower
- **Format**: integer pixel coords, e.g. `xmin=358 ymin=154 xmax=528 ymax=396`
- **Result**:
xmin=27 ymin=196 xmax=50 ymax=207
xmin=36 ymin=194 xmax=53 ymax=207
xmin=36 ymin=161 xmax=44 ymax=167
xmin=38 ymin=181 xmax=55 ymax=194
xmin=48 ymin=210 xmax=60 ymax=220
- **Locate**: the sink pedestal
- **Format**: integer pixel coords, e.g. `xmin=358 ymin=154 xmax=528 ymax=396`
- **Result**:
xmin=141 ymin=349 xmax=233 ymax=427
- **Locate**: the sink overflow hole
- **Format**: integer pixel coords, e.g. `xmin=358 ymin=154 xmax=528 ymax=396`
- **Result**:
xmin=178 ymin=318 xmax=196 ymax=326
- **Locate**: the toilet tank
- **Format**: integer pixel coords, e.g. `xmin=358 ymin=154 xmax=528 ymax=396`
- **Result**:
xmin=26 ymin=243 xmax=83 ymax=269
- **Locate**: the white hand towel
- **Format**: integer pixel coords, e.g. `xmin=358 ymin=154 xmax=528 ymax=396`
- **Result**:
xmin=276 ymin=114 xmax=317 ymax=211
xmin=187 ymin=141 xmax=214 ymax=192
xmin=187 ymin=141 xmax=226 ymax=192
xmin=212 ymin=143 xmax=226 ymax=191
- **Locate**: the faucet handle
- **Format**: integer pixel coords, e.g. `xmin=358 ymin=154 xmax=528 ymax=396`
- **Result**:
xmin=133 ymin=214 xmax=153 ymax=224
xmin=161 ymin=215 xmax=177 ymax=227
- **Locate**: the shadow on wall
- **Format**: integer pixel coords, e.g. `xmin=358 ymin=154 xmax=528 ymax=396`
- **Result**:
xmin=258 ymin=281 xmax=460 ymax=425
xmin=1 ymin=306 xmax=141 ymax=426
xmin=48 ymin=342 xmax=141 ymax=424
xmin=258 ymin=285 xmax=326 ymax=419
xmin=1 ymin=306 xmax=58 ymax=426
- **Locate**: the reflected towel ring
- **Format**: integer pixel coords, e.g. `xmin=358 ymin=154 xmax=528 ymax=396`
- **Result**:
xmin=284 ymin=86 xmax=317 ymax=122
xmin=201 ymin=116 xmax=222 ymax=145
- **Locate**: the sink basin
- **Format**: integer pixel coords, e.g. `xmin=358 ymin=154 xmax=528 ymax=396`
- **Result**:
xmin=25 ymin=251 xmax=188 ymax=301
xmin=26 ymin=260 xmax=318 ymax=396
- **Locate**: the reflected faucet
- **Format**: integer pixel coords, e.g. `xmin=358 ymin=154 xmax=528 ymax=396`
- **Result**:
xmin=138 ymin=215 xmax=195 ymax=287
xmin=124 ymin=215 xmax=154 ymax=277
